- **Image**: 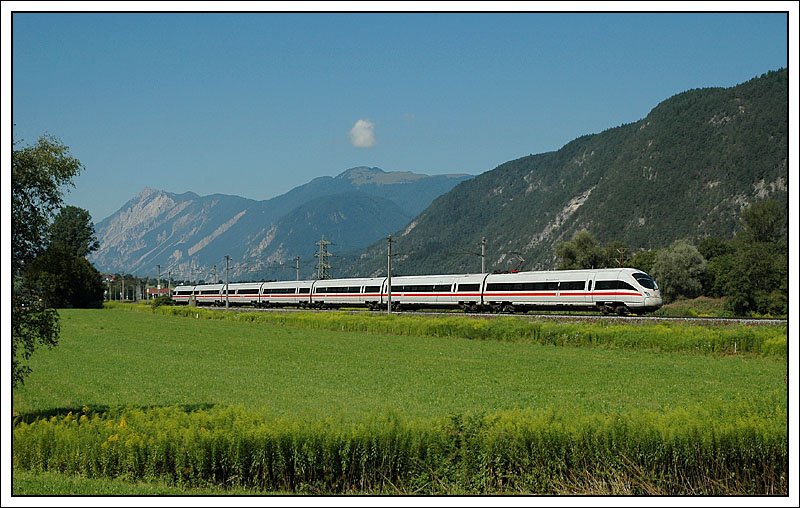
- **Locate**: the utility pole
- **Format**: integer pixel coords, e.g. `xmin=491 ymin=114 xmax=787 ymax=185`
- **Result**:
xmin=224 ymin=255 xmax=230 ymax=308
xmin=481 ymin=237 xmax=486 ymax=274
xmin=121 ymin=277 xmax=125 ymax=301
xmin=616 ymin=247 xmax=627 ymax=267
xmin=167 ymin=270 xmax=171 ymax=295
xmin=315 ymin=236 xmax=332 ymax=280
xmin=387 ymin=235 xmax=393 ymax=315
xmin=295 ymin=256 xmax=301 ymax=281
xmin=157 ymin=264 xmax=161 ymax=299
xmin=213 ymin=264 xmax=217 ymax=284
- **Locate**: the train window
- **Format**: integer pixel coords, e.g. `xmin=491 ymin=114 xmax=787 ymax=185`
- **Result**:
xmin=264 ymin=287 xmax=296 ymax=294
xmin=487 ymin=283 xmax=506 ymax=291
xmin=633 ymin=273 xmax=659 ymax=290
xmin=364 ymin=286 xmax=380 ymax=293
xmin=399 ymin=285 xmax=437 ymax=293
xmin=559 ymin=281 xmax=585 ymax=291
xmin=457 ymin=284 xmax=480 ymax=292
xmin=317 ymin=286 xmax=359 ymax=294
xmin=299 ymin=288 xmax=310 ymax=294
xmin=237 ymin=289 xmax=259 ymax=295
xmin=595 ymin=280 xmax=637 ymax=291
xmin=434 ymin=284 xmax=452 ymax=292
xmin=200 ymin=290 xmax=219 ymax=295
xmin=486 ymin=282 xmax=558 ymax=292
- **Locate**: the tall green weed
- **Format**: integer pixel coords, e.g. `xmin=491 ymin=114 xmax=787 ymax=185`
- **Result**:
xmin=13 ymin=404 xmax=786 ymax=494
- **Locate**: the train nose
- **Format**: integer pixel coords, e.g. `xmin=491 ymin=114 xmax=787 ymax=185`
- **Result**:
xmin=644 ymin=292 xmax=663 ymax=309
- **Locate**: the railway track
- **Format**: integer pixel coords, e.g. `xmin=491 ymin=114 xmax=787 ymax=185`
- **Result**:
xmin=204 ymin=305 xmax=787 ymax=326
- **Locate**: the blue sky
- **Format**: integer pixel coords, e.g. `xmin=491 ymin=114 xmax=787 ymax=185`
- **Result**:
xmin=10 ymin=7 xmax=791 ymax=222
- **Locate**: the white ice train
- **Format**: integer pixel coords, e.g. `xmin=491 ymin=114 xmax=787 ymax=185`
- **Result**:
xmin=171 ymin=268 xmax=662 ymax=315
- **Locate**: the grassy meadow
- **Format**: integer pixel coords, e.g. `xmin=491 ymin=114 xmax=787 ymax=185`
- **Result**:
xmin=12 ymin=304 xmax=788 ymax=494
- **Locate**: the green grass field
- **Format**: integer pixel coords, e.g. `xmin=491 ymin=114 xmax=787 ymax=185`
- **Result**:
xmin=12 ymin=306 xmax=788 ymax=494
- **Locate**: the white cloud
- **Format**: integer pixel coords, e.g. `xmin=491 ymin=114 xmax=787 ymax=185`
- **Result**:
xmin=349 ymin=119 xmax=375 ymax=148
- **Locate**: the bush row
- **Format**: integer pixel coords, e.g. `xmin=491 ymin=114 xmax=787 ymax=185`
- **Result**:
xmin=13 ymin=405 xmax=787 ymax=494
xmin=111 ymin=303 xmax=787 ymax=357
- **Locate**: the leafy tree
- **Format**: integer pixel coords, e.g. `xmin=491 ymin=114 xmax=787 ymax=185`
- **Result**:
xmin=717 ymin=200 xmax=788 ymax=316
xmin=629 ymin=249 xmax=657 ymax=276
xmin=25 ymin=206 xmax=105 ymax=308
xmin=697 ymin=237 xmax=734 ymax=261
xmin=555 ymin=230 xmax=605 ymax=269
xmin=13 ymin=135 xmax=84 ymax=276
xmin=26 ymin=244 xmax=106 ymax=309
xmin=738 ymin=198 xmax=786 ymax=245
xmin=12 ymin=135 xmax=83 ymax=387
xmin=12 ymin=283 xmax=60 ymax=388
xmin=697 ymin=237 xmax=735 ymax=297
xmin=703 ymin=252 xmax=736 ymax=298
xmin=49 ymin=205 xmax=100 ymax=257
xmin=720 ymin=243 xmax=785 ymax=316
xmin=649 ymin=240 xmax=706 ymax=303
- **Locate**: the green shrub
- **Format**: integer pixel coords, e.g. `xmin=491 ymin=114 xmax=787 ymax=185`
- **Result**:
xmin=149 ymin=296 xmax=174 ymax=309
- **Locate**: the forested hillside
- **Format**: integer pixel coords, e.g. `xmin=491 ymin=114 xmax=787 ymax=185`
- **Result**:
xmin=339 ymin=69 xmax=787 ymax=277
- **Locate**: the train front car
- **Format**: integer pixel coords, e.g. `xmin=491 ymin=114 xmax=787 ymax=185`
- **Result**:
xmin=624 ymin=269 xmax=663 ymax=314
xmin=482 ymin=268 xmax=663 ymax=315
xmin=592 ymin=268 xmax=663 ymax=315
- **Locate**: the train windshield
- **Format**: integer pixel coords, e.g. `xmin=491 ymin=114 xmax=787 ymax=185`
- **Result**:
xmin=633 ymin=273 xmax=658 ymax=290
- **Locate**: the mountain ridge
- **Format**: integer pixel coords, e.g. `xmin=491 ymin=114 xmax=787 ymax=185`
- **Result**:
xmin=90 ymin=168 xmax=472 ymax=280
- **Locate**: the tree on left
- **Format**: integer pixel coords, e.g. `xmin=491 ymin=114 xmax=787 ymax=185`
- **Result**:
xmin=12 ymin=134 xmax=84 ymax=388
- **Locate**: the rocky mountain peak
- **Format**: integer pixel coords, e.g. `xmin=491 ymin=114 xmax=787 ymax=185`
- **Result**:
xmin=337 ymin=166 xmax=427 ymax=186
xmin=137 ymin=186 xmax=161 ymax=199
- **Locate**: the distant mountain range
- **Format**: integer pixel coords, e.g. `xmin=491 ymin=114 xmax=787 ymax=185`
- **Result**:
xmin=90 ymin=167 xmax=472 ymax=280
xmin=93 ymin=69 xmax=787 ymax=282
xmin=336 ymin=69 xmax=788 ymax=277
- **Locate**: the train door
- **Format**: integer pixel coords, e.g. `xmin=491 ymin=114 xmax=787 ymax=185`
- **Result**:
xmin=584 ymin=273 xmax=596 ymax=306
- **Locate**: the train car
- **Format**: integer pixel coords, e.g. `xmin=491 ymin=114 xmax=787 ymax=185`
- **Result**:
xmin=482 ymin=268 xmax=661 ymax=315
xmin=227 ymin=282 xmax=264 ymax=306
xmin=384 ymin=273 xmax=488 ymax=311
xmin=193 ymin=283 xmax=227 ymax=306
xmin=260 ymin=280 xmax=315 ymax=307
xmin=171 ymin=284 xmax=196 ymax=305
xmin=310 ymin=277 xmax=386 ymax=309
